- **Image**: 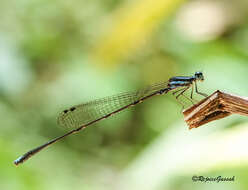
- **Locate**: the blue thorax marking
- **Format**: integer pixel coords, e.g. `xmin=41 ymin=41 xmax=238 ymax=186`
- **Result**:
xmin=168 ymin=80 xmax=192 ymax=87
xmin=169 ymin=76 xmax=194 ymax=82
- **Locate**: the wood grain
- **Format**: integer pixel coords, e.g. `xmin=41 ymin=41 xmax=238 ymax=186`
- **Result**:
xmin=183 ymin=90 xmax=248 ymax=129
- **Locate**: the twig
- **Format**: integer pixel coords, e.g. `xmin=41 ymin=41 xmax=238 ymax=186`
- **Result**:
xmin=183 ymin=90 xmax=248 ymax=129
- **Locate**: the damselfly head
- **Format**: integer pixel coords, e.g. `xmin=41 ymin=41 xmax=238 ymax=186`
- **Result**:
xmin=195 ymin=71 xmax=204 ymax=81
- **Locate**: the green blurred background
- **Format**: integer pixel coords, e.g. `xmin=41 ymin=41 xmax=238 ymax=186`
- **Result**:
xmin=1 ymin=0 xmax=248 ymax=189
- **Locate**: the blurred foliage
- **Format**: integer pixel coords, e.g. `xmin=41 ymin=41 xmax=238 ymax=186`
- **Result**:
xmin=1 ymin=0 xmax=248 ymax=189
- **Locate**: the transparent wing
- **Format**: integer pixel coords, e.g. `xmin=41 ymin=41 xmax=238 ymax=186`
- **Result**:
xmin=57 ymin=81 xmax=169 ymax=128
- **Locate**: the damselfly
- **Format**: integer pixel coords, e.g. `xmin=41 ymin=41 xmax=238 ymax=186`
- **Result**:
xmin=14 ymin=72 xmax=207 ymax=165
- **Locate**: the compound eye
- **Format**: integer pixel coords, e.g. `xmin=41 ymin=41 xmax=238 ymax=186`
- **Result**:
xmin=195 ymin=72 xmax=203 ymax=78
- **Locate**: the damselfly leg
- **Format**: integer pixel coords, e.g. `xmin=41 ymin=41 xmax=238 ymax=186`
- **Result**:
xmin=172 ymin=87 xmax=191 ymax=109
xmin=195 ymin=81 xmax=208 ymax=97
xmin=172 ymin=82 xmax=207 ymax=109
